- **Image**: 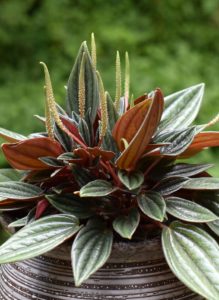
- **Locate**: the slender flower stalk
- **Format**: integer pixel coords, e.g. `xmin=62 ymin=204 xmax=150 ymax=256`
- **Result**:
xmin=124 ymin=52 xmax=130 ymax=108
xmin=78 ymin=52 xmax=86 ymax=118
xmin=96 ymin=71 xmax=108 ymax=139
xmin=114 ymin=51 xmax=122 ymax=111
xmin=91 ymin=33 xmax=97 ymax=70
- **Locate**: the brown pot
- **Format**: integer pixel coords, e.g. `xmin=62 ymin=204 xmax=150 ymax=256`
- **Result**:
xmin=0 ymin=238 xmax=203 ymax=299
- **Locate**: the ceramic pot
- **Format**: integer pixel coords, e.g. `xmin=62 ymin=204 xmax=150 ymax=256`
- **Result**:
xmin=0 ymin=238 xmax=202 ymax=300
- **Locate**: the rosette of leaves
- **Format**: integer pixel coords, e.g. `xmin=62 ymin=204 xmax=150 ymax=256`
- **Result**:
xmin=0 ymin=35 xmax=219 ymax=299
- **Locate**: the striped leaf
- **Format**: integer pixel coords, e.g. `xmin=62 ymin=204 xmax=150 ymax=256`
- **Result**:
xmin=208 ymin=220 xmax=219 ymax=236
xmin=113 ymin=208 xmax=140 ymax=239
xmin=162 ymin=221 xmax=219 ymax=300
xmin=118 ymin=170 xmax=144 ymax=190
xmin=153 ymin=176 xmax=189 ymax=195
xmin=184 ymin=178 xmax=219 ymax=190
xmin=72 ymin=219 xmax=113 ymax=286
xmin=159 ymin=83 xmax=204 ymax=132
xmin=0 ymin=214 xmax=81 ymax=263
xmin=138 ymin=191 xmax=166 ymax=221
xmin=166 ymin=197 xmax=218 ymax=222
xmin=0 ymin=182 xmax=43 ymax=200
xmin=80 ymin=180 xmax=117 ymax=197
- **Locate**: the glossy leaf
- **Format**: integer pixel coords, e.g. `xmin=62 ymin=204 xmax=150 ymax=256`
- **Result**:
xmin=39 ymin=156 xmax=64 ymax=168
xmin=113 ymin=208 xmax=140 ymax=239
xmin=0 ymin=182 xmax=43 ymax=199
xmin=79 ymin=180 xmax=117 ymax=197
xmin=160 ymin=127 xmax=197 ymax=156
xmin=116 ymin=89 xmax=164 ymax=170
xmin=112 ymin=97 xmax=151 ymax=150
xmin=0 ymin=214 xmax=81 ymax=263
xmin=0 ymin=169 xmax=23 ymax=182
xmin=184 ymin=178 xmax=219 ymax=190
xmin=54 ymin=122 xmax=74 ymax=152
xmin=159 ymin=83 xmax=204 ymax=132
xmin=2 ymin=137 xmax=63 ymax=170
xmin=162 ymin=221 xmax=219 ymax=300
xmin=164 ymin=163 xmax=213 ymax=178
xmin=208 ymin=220 xmax=219 ymax=236
xmin=47 ymin=194 xmax=94 ymax=218
xmin=67 ymin=42 xmax=99 ymax=123
xmin=0 ymin=127 xmax=27 ymax=142
xmin=166 ymin=197 xmax=218 ymax=222
xmin=118 ymin=170 xmax=144 ymax=190
xmin=153 ymin=176 xmax=189 ymax=195
xmin=138 ymin=191 xmax=166 ymax=221
xmin=8 ymin=216 xmax=28 ymax=228
xmin=72 ymin=219 xmax=113 ymax=286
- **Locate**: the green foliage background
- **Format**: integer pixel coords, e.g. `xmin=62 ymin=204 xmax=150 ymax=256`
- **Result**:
xmin=0 ymin=0 xmax=219 ymax=175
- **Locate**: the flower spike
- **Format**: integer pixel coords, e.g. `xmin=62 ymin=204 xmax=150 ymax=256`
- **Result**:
xmin=91 ymin=33 xmax=97 ymax=70
xmin=78 ymin=52 xmax=86 ymax=118
xmin=96 ymin=71 xmax=108 ymax=139
xmin=124 ymin=51 xmax=130 ymax=107
xmin=114 ymin=51 xmax=122 ymax=111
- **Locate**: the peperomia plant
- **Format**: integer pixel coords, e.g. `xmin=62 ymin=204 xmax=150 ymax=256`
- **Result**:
xmin=0 ymin=35 xmax=219 ymax=299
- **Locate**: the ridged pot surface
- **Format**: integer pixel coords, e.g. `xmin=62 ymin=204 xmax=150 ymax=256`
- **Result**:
xmin=0 ymin=238 xmax=203 ymax=300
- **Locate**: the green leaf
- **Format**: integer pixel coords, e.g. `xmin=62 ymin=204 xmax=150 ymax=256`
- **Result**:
xmin=164 ymin=163 xmax=213 ymax=178
xmin=78 ymin=118 xmax=91 ymax=146
xmin=160 ymin=127 xmax=197 ymax=156
xmin=166 ymin=197 xmax=218 ymax=222
xmin=184 ymin=178 xmax=219 ymax=190
xmin=0 ymin=127 xmax=27 ymax=142
xmin=0 ymin=214 xmax=81 ymax=263
xmin=138 ymin=191 xmax=166 ymax=221
xmin=162 ymin=221 xmax=219 ymax=300
xmin=159 ymin=83 xmax=204 ymax=132
xmin=0 ymin=169 xmax=23 ymax=182
xmin=72 ymin=219 xmax=113 ymax=286
xmin=80 ymin=180 xmax=117 ymax=197
xmin=67 ymin=42 xmax=99 ymax=123
xmin=54 ymin=123 xmax=74 ymax=152
xmin=208 ymin=220 xmax=219 ymax=236
xmin=113 ymin=208 xmax=140 ymax=239
xmin=46 ymin=194 xmax=94 ymax=218
xmin=0 ymin=182 xmax=43 ymax=199
xmin=39 ymin=157 xmax=64 ymax=167
xmin=153 ymin=176 xmax=189 ymax=195
xmin=72 ymin=166 xmax=94 ymax=187
xmin=118 ymin=170 xmax=144 ymax=190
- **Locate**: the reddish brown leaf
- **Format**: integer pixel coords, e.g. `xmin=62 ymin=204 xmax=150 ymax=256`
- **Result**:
xmin=2 ymin=138 xmax=63 ymax=170
xmin=35 ymin=199 xmax=49 ymax=219
xmin=112 ymin=98 xmax=152 ymax=151
xmin=60 ymin=116 xmax=85 ymax=145
xmin=134 ymin=94 xmax=148 ymax=105
xmin=87 ymin=147 xmax=115 ymax=161
xmin=116 ymin=89 xmax=164 ymax=170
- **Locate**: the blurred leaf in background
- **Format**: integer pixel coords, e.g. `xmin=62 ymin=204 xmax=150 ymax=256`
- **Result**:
xmin=0 ymin=0 xmax=219 ymax=175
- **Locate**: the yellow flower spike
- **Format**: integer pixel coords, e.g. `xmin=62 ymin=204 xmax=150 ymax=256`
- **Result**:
xmin=124 ymin=51 xmax=130 ymax=104
xmin=44 ymin=86 xmax=55 ymax=140
xmin=91 ymin=33 xmax=97 ymax=70
xmin=205 ymin=113 xmax=219 ymax=129
xmin=130 ymin=93 xmax=134 ymax=108
xmin=96 ymin=71 xmax=108 ymax=139
xmin=78 ymin=52 xmax=86 ymax=118
xmin=40 ymin=62 xmax=73 ymax=138
xmin=114 ymin=51 xmax=122 ymax=111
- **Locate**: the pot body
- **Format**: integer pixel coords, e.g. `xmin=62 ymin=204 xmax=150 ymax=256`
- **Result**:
xmin=0 ymin=238 xmax=202 ymax=300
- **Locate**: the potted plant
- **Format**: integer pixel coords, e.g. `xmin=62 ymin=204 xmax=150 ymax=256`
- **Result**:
xmin=0 ymin=35 xmax=218 ymax=300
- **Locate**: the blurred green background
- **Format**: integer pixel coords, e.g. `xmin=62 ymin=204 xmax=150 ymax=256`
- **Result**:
xmin=0 ymin=0 xmax=219 ymax=176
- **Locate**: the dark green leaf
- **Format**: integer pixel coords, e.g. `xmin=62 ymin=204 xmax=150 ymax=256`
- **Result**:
xmin=47 ymin=194 xmax=94 ymax=218
xmin=80 ymin=180 xmax=117 ymax=197
xmin=0 ymin=182 xmax=43 ymax=199
xmin=0 ymin=127 xmax=27 ymax=142
xmin=72 ymin=219 xmax=113 ymax=286
xmin=138 ymin=191 xmax=166 ymax=221
xmin=162 ymin=221 xmax=219 ymax=300
xmin=159 ymin=83 xmax=204 ymax=132
xmin=58 ymin=152 xmax=75 ymax=161
xmin=67 ymin=42 xmax=99 ymax=123
xmin=113 ymin=208 xmax=140 ymax=239
xmin=153 ymin=176 xmax=189 ymax=195
xmin=39 ymin=156 xmax=65 ymax=167
xmin=78 ymin=118 xmax=91 ymax=146
xmin=72 ymin=166 xmax=94 ymax=187
xmin=106 ymin=92 xmax=119 ymax=130
xmin=184 ymin=178 xmax=219 ymax=190
xmin=54 ymin=123 xmax=74 ymax=152
xmin=166 ymin=197 xmax=218 ymax=222
xmin=0 ymin=214 xmax=81 ymax=263
xmin=118 ymin=170 xmax=144 ymax=190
